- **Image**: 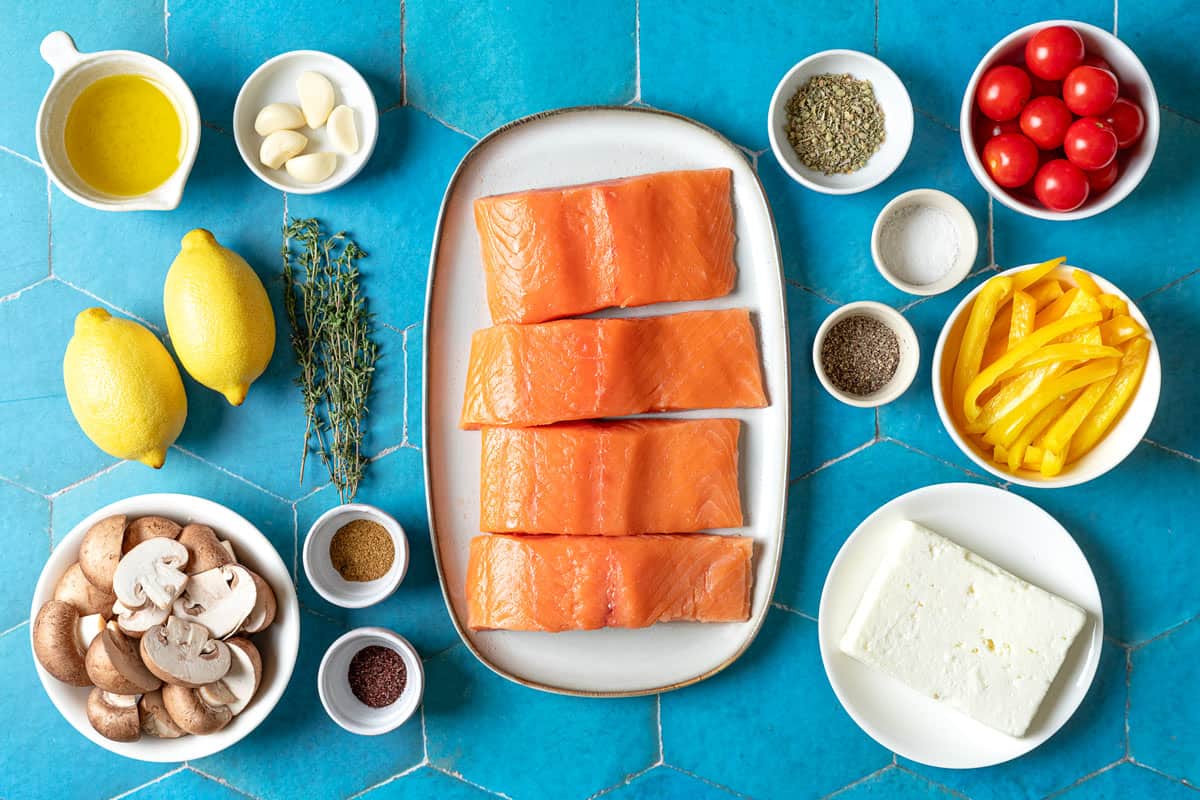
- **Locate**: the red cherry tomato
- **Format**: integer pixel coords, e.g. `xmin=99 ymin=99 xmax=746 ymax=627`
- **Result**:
xmin=1029 ymin=76 xmax=1062 ymax=99
xmin=1063 ymin=65 xmax=1119 ymax=116
xmin=1104 ymin=98 xmax=1146 ymax=149
xmin=977 ymin=65 xmax=1033 ymax=121
xmin=1020 ymin=96 xmax=1074 ymax=149
xmin=1085 ymin=160 xmax=1120 ymax=194
xmin=1025 ymin=25 xmax=1086 ymax=80
xmin=1081 ymin=53 xmax=1113 ymax=72
xmin=983 ymin=133 xmax=1040 ymax=187
xmin=1064 ymin=117 xmax=1119 ymax=170
xmin=1035 ymin=159 xmax=1091 ymax=211
xmin=973 ymin=115 xmax=1021 ymax=147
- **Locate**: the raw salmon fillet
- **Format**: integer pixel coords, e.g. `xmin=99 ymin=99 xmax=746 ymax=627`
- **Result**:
xmin=466 ymin=534 xmax=754 ymax=631
xmin=460 ymin=309 xmax=767 ymax=428
xmin=474 ymin=168 xmax=737 ymax=324
xmin=480 ymin=419 xmax=742 ymax=535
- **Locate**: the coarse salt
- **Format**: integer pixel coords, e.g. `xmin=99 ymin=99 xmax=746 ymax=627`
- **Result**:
xmin=878 ymin=203 xmax=960 ymax=286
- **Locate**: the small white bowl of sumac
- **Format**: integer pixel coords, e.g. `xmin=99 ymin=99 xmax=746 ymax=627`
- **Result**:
xmin=960 ymin=20 xmax=1158 ymax=221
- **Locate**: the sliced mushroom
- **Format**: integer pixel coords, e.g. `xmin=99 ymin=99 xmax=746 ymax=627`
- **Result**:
xmin=123 ymin=516 xmax=182 ymax=552
xmin=173 ymin=565 xmax=256 ymax=638
xmin=53 ymin=562 xmax=117 ymax=618
xmin=199 ymin=637 xmax=262 ymax=716
xmin=112 ymin=537 xmax=189 ymax=611
xmin=32 ymin=600 xmax=90 ymax=686
xmin=78 ymin=515 xmax=127 ymax=593
xmin=240 ymin=571 xmax=277 ymax=634
xmin=219 ymin=539 xmax=236 ymax=562
xmin=140 ymin=617 xmax=231 ymax=688
xmin=87 ymin=689 xmax=141 ymax=742
xmin=112 ymin=598 xmax=169 ymax=638
xmin=78 ymin=612 xmax=106 ymax=648
xmin=162 ymin=683 xmax=232 ymax=735
xmin=178 ymin=524 xmax=234 ymax=575
xmin=86 ymin=622 xmax=162 ymax=694
xmin=139 ymin=689 xmax=187 ymax=739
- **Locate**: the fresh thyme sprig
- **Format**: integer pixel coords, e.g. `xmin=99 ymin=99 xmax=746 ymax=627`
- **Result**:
xmin=282 ymin=218 xmax=378 ymax=502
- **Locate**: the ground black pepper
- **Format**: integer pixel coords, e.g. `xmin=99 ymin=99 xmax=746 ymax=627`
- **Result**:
xmin=348 ymin=645 xmax=407 ymax=708
xmin=820 ymin=315 xmax=900 ymax=396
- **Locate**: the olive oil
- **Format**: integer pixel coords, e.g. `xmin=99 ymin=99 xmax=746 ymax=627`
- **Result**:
xmin=64 ymin=74 xmax=184 ymax=197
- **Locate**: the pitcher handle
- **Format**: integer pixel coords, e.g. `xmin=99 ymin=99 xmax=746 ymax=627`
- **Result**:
xmin=40 ymin=31 xmax=82 ymax=75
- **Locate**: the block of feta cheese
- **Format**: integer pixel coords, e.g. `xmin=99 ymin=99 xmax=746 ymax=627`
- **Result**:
xmin=839 ymin=520 xmax=1088 ymax=737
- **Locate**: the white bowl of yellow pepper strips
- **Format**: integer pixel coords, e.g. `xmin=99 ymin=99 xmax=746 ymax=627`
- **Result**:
xmin=933 ymin=258 xmax=1160 ymax=487
xmin=768 ymin=49 xmax=913 ymax=194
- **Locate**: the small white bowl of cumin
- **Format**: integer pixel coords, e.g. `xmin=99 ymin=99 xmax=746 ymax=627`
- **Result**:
xmin=303 ymin=503 xmax=409 ymax=608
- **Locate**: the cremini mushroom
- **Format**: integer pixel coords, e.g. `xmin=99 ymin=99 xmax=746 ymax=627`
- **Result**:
xmin=53 ymin=562 xmax=116 ymax=618
xmin=78 ymin=612 xmax=106 ymax=648
xmin=240 ymin=571 xmax=277 ymax=634
xmin=173 ymin=564 xmax=257 ymax=638
xmin=162 ymin=683 xmax=233 ymax=735
xmin=112 ymin=537 xmax=189 ymax=611
xmin=219 ymin=540 xmax=236 ymax=562
xmin=87 ymin=689 xmax=141 ymax=742
xmin=78 ymin=515 xmax=127 ymax=593
xmin=140 ymin=617 xmax=231 ymax=688
xmin=86 ymin=622 xmax=162 ymax=694
xmin=139 ymin=689 xmax=186 ymax=739
xmin=178 ymin=524 xmax=234 ymax=575
xmin=123 ymin=516 xmax=182 ymax=552
xmin=112 ymin=598 xmax=169 ymax=638
xmin=32 ymin=600 xmax=91 ymax=686
xmin=199 ymin=637 xmax=262 ymax=716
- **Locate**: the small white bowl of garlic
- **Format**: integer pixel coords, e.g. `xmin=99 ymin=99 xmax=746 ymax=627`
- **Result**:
xmin=233 ymin=50 xmax=378 ymax=194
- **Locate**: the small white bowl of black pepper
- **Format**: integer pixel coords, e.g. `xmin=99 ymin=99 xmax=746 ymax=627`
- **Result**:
xmin=813 ymin=301 xmax=919 ymax=407
xmin=318 ymin=626 xmax=424 ymax=736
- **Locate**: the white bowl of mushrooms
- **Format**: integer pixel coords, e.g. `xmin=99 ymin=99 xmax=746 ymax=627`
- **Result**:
xmin=29 ymin=493 xmax=299 ymax=761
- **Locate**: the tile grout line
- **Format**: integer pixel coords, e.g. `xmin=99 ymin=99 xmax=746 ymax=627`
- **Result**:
xmin=399 ymin=0 xmax=407 ymax=105
xmin=1141 ymin=438 xmax=1200 ymax=465
xmin=47 ymin=459 xmax=124 ymax=499
xmin=1137 ymin=267 xmax=1200 ymax=302
xmin=170 ymin=444 xmax=295 ymax=504
xmin=1113 ymin=0 xmax=1119 ymax=36
xmin=163 ymin=0 xmax=170 ymax=60
xmin=290 ymin=502 xmax=299 ymax=584
xmin=821 ymin=764 xmax=894 ymax=799
xmin=661 ymin=764 xmax=753 ymax=798
xmin=914 ymin=105 xmax=957 ymax=132
xmin=0 ymin=275 xmax=54 ymax=305
xmin=784 ymin=276 xmax=840 ymax=306
xmin=873 ymin=0 xmax=879 ymax=56
xmin=633 ymin=0 xmax=641 ymax=102
xmin=106 ymin=765 xmax=187 ymax=800
xmin=46 ymin=173 xmax=53 ymax=276
xmin=892 ymin=764 xmax=974 ymax=799
xmin=187 ymin=765 xmax=264 ymax=799
xmin=987 ymin=195 xmax=995 ymax=267
xmin=789 ymin=438 xmax=877 ymax=485
xmin=1124 ymin=644 xmax=1133 ymax=758
xmin=412 ymin=105 xmax=479 ymax=141
xmin=400 ymin=320 xmax=420 ymax=447
xmin=1128 ymin=758 xmax=1199 ymax=789
xmin=882 ymin=436 xmax=1001 ymax=484
xmin=0 ymin=143 xmax=42 ymax=167
xmin=345 ymin=760 xmax=427 ymax=800
xmin=655 ymin=693 xmax=664 ymax=763
xmin=1160 ymin=103 xmax=1200 ymax=125
xmin=53 ymin=275 xmax=163 ymax=332
xmin=1041 ymin=758 xmax=1125 ymax=800
xmin=428 ymin=764 xmax=514 ymax=799
xmin=0 ymin=619 xmax=29 ymax=640
xmin=770 ymin=600 xmax=817 ymax=622
xmin=586 ymin=764 xmax=657 ymax=800
xmin=1129 ymin=610 xmax=1200 ymax=651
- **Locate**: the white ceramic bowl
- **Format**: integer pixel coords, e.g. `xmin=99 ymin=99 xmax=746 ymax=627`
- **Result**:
xmin=233 ymin=50 xmax=379 ymax=194
xmin=933 ymin=264 xmax=1161 ymax=487
xmin=29 ymin=494 xmax=300 ymax=762
xmin=303 ymin=503 xmax=409 ymax=608
xmin=871 ymin=189 xmax=979 ymax=296
xmin=813 ymin=301 xmax=920 ymax=408
xmin=768 ymin=50 xmax=914 ymax=195
xmin=35 ymin=31 xmax=201 ymax=212
xmin=960 ymin=20 xmax=1159 ymax=221
xmin=318 ymin=627 xmax=424 ymax=736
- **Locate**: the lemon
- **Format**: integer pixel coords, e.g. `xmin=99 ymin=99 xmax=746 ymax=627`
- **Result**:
xmin=63 ymin=308 xmax=187 ymax=469
xmin=164 ymin=229 xmax=276 ymax=406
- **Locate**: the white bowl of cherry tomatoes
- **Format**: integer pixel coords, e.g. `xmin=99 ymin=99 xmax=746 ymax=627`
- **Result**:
xmin=961 ymin=20 xmax=1158 ymax=220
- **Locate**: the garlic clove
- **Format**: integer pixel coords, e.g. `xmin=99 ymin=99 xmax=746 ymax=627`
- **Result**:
xmin=253 ymin=103 xmax=305 ymax=136
xmin=297 ymin=71 xmax=335 ymax=128
xmin=327 ymin=105 xmax=359 ymax=155
xmin=285 ymin=152 xmax=337 ymax=184
xmin=259 ymin=130 xmax=308 ymax=170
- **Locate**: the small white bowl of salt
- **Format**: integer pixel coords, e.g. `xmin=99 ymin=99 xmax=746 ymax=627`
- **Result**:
xmin=871 ymin=188 xmax=978 ymax=296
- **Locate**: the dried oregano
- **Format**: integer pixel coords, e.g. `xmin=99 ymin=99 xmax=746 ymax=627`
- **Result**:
xmin=785 ymin=73 xmax=886 ymax=175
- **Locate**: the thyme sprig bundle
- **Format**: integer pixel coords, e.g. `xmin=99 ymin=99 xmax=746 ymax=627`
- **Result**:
xmin=282 ymin=218 xmax=378 ymax=502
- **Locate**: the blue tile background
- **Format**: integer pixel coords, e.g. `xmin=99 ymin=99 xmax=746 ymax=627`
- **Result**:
xmin=1 ymin=1 xmax=1197 ymax=799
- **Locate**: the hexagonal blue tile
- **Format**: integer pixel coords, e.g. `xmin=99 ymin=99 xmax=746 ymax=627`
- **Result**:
xmin=641 ymin=0 xmax=873 ymax=150
xmin=0 ymin=480 xmax=49 ymax=632
xmin=1130 ymin=619 xmax=1199 ymax=784
xmin=125 ymin=769 xmax=248 ymax=800
xmin=993 ymin=111 xmax=1200 ymax=299
xmin=0 ymin=156 xmax=47 ymax=297
xmin=834 ymin=767 xmax=960 ymax=799
xmin=406 ymin=1 xmax=635 ymax=138
xmin=195 ymin=608 xmax=424 ymax=798
xmin=0 ymin=630 xmax=166 ymax=799
xmin=902 ymin=640 xmax=1126 ymax=800
xmin=360 ymin=766 xmax=496 ymax=800
xmin=878 ymin=0 xmax=1112 ymax=128
xmin=405 ymin=323 xmax=424 ymax=450
xmin=0 ymin=5 xmax=163 ymax=159
xmin=760 ymin=115 xmax=988 ymax=306
xmin=1057 ymin=762 xmax=1197 ymax=800
xmin=1122 ymin=0 xmax=1200 ymax=121
xmin=296 ymin=447 xmax=459 ymax=658
xmin=287 ymin=107 xmax=473 ymax=330
xmin=167 ymin=0 xmax=401 ymax=126
xmin=603 ymin=766 xmax=738 ymax=799
xmin=776 ymin=440 xmax=975 ymax=616
xmin=0 ymin=279 xmax=118 ymax=494
xmin=1141 ymin=274 xmax=1199 ymax=460
xmin=661 ymin=608 xmax=889 ymax=797
xmin=1012 ymin=443 xmax=1200 ymax=643
xmin=425 ymin=643 xmax=657 ymax=799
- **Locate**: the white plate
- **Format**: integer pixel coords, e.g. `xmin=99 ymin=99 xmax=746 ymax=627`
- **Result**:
xmin=818 ymin=483 xmax=1103 ymax=768
xmin=30 ymin=494 xmax=300 ymax=761
xmin=423 ymin=106 xmax=791 ymax=696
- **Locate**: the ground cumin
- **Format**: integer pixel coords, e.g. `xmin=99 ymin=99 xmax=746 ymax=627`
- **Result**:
xmin=329 ymin=518 xmax=394 ymax=581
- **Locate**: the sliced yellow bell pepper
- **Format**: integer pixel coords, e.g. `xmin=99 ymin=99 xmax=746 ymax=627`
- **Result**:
xmin=1072 ymin=268 xmax=1103 ymax=297
xmin=1098 ymin=293 xmax=1129 ymax=317
xmin=1100 ymin=314 xmax=1146 ymax=346
xmin=1027 ymin=279 xmax=1064 ymax=309
xmin=993 ymin=443 xmax=1045 ymax=470
xmin=983 ymin=358 xmax=1120 ymax=448
xmin=963 ymin=311 xmax=1102 ymax=421
xmin=1038 ymin=376 xmax=1116 ymax=476
xmin=1034 ymin=287 xmax=1080 ymax=326
xmin=1008 ymin=290 xmax=1036 ymax=351
xmin=1014 ymin=257 xmax=1066 ymax=292
xmin=952 ymin=275 xmax=1012 ymax=417
xmin=1068 ymin=337 xmax=1152 ymax=462
xmin=1007 ymin=391 xmax=1077 ymax=471
xmin=994 ymin=343 xmax=1122 ymax=383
